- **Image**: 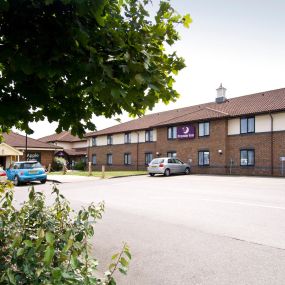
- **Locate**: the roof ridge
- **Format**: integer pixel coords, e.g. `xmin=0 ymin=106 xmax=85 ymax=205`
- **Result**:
xmin=153 ymin=105 xmax=212 ymax=126
xmin=205 ymin=107 xmax=229 ymax=115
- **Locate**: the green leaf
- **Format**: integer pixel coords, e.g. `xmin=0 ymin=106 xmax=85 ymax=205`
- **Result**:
xmin=111 ymin=253 xmax=119 ymax=260
xmin=119 ymin=257 xmax=128 ymax=267
xmin=52 ymin=267 xmax=62 ymax=280
xmin=45 ymin=232 xmax=55 ymax=245
xmin=183 ymin=13 xmax=192 ymax=28
xmin=7 ymin=269 xmax=16 ymax=285
xmin=44 ymin=246 xmax=55 ymax=265
xmin=24 ymin=240 xmax=33 ymax=247
xmin=16 ymin=248 xmax=25 ymax=257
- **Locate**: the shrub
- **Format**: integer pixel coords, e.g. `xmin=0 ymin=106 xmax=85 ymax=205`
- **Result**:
xmin=0 ymin=182 xmax=131 ymax=284
xmin=73 ymin=161 xmax=86 ymax=171
xmin=52 ymin=157 xmax=66 ymax=171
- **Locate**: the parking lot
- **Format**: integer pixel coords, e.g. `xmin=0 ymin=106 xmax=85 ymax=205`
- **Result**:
xmin=15 ymin=174 xmax=285 ymax=284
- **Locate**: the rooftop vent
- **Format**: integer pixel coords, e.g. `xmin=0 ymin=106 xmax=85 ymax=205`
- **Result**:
xmin=216 ymin=83 xmax=227 ymax=103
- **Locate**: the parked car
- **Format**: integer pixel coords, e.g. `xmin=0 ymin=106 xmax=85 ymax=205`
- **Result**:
xmin=147 ymin=157 xmax=191 ymax=176
xmin=0 ymin=169 xmax=7 ymax=183
xmin=6 ymin=161 xmax=47 ymax=186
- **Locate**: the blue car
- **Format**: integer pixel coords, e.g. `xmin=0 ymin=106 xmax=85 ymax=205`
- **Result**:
xmin=6 ymin=161 xmax=47 ymax=186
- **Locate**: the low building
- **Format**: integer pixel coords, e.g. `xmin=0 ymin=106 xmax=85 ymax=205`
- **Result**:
xmin=0 ymin=132 xmax=61 ymax=169
xmin=39 ymin=131 xmax=87 ymax=167
xmin=86 ymin=86 xmax=285 ymax=176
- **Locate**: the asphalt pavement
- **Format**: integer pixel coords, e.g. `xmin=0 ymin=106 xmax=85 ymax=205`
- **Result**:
xmin=14 ymin=175 xmax=285 ymax=285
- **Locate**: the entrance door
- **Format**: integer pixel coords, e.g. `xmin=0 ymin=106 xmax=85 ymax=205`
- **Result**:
xmin=0 ymin=157 xmax=6 ymax=169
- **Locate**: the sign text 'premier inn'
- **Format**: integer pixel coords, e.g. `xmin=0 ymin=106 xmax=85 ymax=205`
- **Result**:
xmin=177 ymin=125 xmax=195 ymax=139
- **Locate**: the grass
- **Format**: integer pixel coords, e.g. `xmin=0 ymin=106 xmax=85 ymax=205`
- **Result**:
xmin=48 ymin=170 xmax=147 ymax=178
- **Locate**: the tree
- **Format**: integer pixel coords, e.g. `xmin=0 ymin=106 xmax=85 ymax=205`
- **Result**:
xmin=0 ymin=0 xmax=191 ymax=136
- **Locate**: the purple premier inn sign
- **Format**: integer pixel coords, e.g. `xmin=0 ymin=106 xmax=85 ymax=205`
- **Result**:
xmin=177 ymin=125 xmax=195 ymax=139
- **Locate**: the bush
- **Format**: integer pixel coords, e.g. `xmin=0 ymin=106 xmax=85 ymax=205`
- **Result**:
xmin=73 ymin=161 xmax=86 ymax=171
xmin=52 ymin=157 xmax=66 ymax=171
xmin=0 ymin=182 xmax=131 ymax=284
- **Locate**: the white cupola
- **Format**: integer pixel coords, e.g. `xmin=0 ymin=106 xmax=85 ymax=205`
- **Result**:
xmin=216 ymin=83 xmax=227 ymax=103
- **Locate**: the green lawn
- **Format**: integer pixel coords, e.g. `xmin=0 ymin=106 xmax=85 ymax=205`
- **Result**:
xmin=48 ymin=170 xmax=147 ymax=178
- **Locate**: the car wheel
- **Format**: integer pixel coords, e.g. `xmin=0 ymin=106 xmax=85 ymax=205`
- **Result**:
xmin=41 ymin=179 xmax=47 ymax=184
xmin=14 ymin=175 xmax=20 ymax=186
xmin=185 ymin=167 xmax=190 ymax=175
xmin=149 ymin=173 xmax=155 ymax=177
xmin=164 ymin=168 xmax=170 ymax=177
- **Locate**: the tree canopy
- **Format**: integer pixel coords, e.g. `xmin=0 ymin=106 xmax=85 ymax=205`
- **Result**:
xmin=0 ymin=0 xmax=191 ymax=136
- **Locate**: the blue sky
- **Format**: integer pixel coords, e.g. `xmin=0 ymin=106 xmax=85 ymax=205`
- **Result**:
xmin=28 ymin=0 xmax=285 ymax=138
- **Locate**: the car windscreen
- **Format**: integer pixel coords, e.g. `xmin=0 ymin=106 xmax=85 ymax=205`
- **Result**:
xmin=150 ymin=158 xmax=164 ymax=164
xmin=20 ymin=162 xmax=43 ymax=169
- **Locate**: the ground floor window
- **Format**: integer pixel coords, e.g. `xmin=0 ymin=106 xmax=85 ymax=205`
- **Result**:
xmin=198 ymin=151 xmax=210 ymax=166
xmin=92 ymin=154 xmax=96 ymax=165
xmin=107 ymin=154 xmax=112 ymax=165
xmin=124 ymin=153 xmax=131 ymax=165
xmin=240 ymin=149 xmax=255 ymax=166
xmin=167 ymin=151 xmax=177 ymax=158
xmin=145 ymin=153 xmax=153 ymax=165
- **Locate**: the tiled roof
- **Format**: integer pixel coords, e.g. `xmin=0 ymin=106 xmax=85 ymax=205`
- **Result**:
xmin=85 ymin=87 xmax=285 ymax=136
xmin=3 ymin=132 xmax=61 ymax=149
xmin=63 ymin=148 xmax=87 ymax=156
xmin=39 ymin=131 xmax=87 ymax=143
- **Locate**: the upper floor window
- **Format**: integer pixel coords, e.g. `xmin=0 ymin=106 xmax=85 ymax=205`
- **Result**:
xmin=124 ymin=133 xmax=131 ymax=144
xmin=199 ymin=122 xmax=210 ymax=137
xmin=240 ymin=149 xmax=255 ymax=166
xmin=145 ymin=130 xmax=153 ymax=142
xmin=107 ymin=135 xmax=113 ymax=145
xmin=92 ymin=137 xmax=97 ymax=146
xmin=107 ymin=154 xmax=112 ymax=165
xmin=145 ymin=153 xmax=153 ymax=165
xmin=240 ymin=117 xmax=255 ymax=134
xmin=198 ymin=151 xmax=210 ymax=166
xmin=167 ymin=126 xmax=177 ymax=139
xmin=124 ymin=153 xmax=131 ymax=165
xmin=92 ymin=154 xmax=97 ymax=165
xmin=167 ymin=151 xmax=177 ymax=158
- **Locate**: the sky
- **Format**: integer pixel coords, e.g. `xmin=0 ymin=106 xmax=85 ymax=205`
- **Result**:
xmin=24 ymin=0 xmax=285 ymax=138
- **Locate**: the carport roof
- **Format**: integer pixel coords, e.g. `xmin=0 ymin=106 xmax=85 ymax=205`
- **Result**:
xmin=3 ymin=132 xmax=61 ymax=150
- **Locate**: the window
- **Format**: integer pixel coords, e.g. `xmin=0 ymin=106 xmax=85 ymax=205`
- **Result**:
xmin=124 ymin=133 xmax=131 ymax=144
xmin=92 ymin=154 xmax=97 ymax=165
xmin=167 ymin=151 xmax=177 ymax=158
xmin=92 ymin=137 xmax=97 ymax=146
xmin=167 ymin=127 xmax=177 ymax=139
xmin=145 ymin=130 xmax=153 ymax=142
xmin=145 ymin=153 xmax=153 ymax=165
xmin=240 ymin=117 xmax=255 ymax=134
xmin=198 ymin=151 xmax=210 ymax=166
xmin=107 ymin=154 xmax=112 ymax=165
xmin=124 ymin=153 xmax=131 ymax=165
xmin=107 ymin=135 xmax=113 ymax=145
xmin=240 ymin=149 xmax=255 ymax=166
xmin=199 ymin=122 xmax=210 ymax=137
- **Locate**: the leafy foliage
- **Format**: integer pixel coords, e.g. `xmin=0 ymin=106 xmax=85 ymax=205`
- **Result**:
xmin=0 ymin=183 xmax=131 ymax=284
xmin=52 ymin=157 xmax=67 ymax=171
xmin=0 ymin=0 xmax=191 ymax=136
xmin=73 ymin=160 xmax=86 ymax=171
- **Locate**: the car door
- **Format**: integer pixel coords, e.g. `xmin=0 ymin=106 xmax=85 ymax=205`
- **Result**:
xmin=174 ymin=159 xmax=185 ymax=173
xmin=167 ymin=158 xmax=177 ymax=173
xmin=6 ymin=164 xmax=16 ymax=180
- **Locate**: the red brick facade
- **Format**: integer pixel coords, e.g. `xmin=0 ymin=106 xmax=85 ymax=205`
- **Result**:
xmin=88 ymin=119 xmax=285 ymax=176
xmin=20 ymin=150 xmax=54 ymax=169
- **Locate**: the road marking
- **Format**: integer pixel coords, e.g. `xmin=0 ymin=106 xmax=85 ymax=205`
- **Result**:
xmin=197 ymin=198 xmax=285 ymax=210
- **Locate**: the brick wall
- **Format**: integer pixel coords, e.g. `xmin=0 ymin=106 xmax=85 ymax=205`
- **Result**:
xmin=21 ymin=150 xmax=54 ymax=169
xmin=87 ymin=120 xmax=285 ymax=177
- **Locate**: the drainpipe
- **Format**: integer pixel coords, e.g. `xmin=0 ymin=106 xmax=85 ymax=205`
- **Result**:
xmin=136 ymin=132 xmax=139 ymax=171
xmin=269 ymin=113 xmax=274 ymax=176
xmin=25 ymin=133 xmax=28 ymax=160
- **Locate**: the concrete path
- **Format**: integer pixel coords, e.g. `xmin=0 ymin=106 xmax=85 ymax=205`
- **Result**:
xmin=47 ymin=174 xmax=100 ymax=183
